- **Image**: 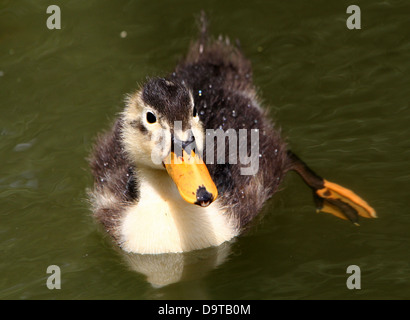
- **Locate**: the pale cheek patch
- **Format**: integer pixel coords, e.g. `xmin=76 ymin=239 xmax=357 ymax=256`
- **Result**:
xmin=121 ymin=96 xmax=172 ymax=169
xmin=150 ymin=124 xmax=171 ymax=166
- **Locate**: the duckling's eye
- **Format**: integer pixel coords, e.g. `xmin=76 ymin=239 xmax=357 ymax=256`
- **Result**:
xmin=193 ymin=106 xmax=198 ymax=118
xmin=146 ymin=111 xmax=157 ymax=124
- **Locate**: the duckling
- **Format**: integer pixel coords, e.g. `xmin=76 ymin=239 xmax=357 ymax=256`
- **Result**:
xmin=88 ymin=13 xmax=376 ymax=254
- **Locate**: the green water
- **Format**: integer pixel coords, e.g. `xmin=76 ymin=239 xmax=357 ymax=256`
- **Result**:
xmin=1 ymin=0 xmax=409 ymax=299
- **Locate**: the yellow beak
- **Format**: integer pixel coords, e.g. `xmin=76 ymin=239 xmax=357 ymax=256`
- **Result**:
xmin=164 ymin=150 xmax=218 ymax=207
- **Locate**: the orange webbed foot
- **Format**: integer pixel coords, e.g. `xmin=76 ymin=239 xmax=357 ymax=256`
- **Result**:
xmin=314 ymin=180 xmax=376 ymax=224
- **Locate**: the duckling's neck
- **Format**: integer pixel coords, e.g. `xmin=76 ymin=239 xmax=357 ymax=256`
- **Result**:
xmin=119 ymin=166 xmax=238 ymax=254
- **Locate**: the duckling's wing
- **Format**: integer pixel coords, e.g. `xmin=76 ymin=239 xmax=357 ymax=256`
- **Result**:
xmin=88 ymin=120 xmax=137 ymax=238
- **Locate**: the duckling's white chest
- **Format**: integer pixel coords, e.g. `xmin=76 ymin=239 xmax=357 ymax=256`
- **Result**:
xmin=119 ymin=172 xmax=238 ymax=254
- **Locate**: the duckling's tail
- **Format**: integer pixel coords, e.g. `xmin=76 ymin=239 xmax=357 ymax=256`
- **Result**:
xmin=198 ymin=10 xmax=209 ymax=49
xmin=286 ymin=151 xmax=376 ymax=224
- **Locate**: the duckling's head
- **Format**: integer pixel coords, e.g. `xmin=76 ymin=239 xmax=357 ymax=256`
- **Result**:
xmin=121 ymin=77 xmax=217 ymax=207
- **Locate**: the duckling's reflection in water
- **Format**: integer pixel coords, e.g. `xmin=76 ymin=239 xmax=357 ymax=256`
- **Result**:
xmin=121 ymin=240 xmax=233 ymax=289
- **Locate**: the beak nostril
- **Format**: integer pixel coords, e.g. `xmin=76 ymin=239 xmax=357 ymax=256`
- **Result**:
xmin=172 ymin=133 xmax=196 ymax=155
xmin=181 ymin=134 xmax=195 ymax=150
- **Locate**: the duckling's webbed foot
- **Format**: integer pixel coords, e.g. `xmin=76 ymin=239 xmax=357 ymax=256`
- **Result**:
xmin=286 ymin=151 xmax=376 ymax=224
xmin=314 ymin=179 xmax=377 ymax=224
